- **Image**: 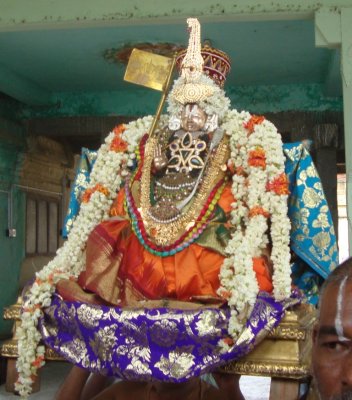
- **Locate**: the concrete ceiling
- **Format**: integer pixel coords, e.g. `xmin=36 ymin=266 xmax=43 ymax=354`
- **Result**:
xmin=0 ymin=19 xmax=334 ymax=86
xmin=0 ymin=17 xmax=341 ymax=104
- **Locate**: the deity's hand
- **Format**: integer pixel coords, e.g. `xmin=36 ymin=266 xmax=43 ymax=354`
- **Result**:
xmin=152 ymin=144 xmax=168 ymax=172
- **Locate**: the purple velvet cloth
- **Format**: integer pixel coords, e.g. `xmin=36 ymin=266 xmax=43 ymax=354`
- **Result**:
xmin=39 ymin=291 xmax=300 ymax=382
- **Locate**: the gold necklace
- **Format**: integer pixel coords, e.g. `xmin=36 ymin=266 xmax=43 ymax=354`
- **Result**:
xmin=139 ymin=135 xmax=229 ymax=246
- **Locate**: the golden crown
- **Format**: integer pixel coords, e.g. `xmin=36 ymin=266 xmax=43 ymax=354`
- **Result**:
xmin=176 ymin=44 xmax=231 ymax=88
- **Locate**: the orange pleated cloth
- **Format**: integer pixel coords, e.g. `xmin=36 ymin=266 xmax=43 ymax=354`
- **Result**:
xmin=57 ymin=182 xmax=273 ymax=306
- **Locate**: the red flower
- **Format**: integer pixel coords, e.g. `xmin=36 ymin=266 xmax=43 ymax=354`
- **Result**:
xmin=23 ymin=304 xmax=41 ymax=313
xmin=110 ymin=124 xmax=127 ymax=152
xmin=248 ymin=147 xmax=266 ymax=169
xmin=31 ymin=355 xmax=45 ymax=368
xmin=249 ymin=206 xmax=270 ymax=219
xmin=244 ymin=115 xmax=265 ymax=134
xmin=47 ymin=273 xmax=54 ymax=285
xmin=222 ymin=337 xmax=235 ymax=346
xmin=35 ymin=278 xmax=43 ymax=285
xmin=219 ymin=289 xmax=232 ymax=300
xmin=113 ymin=124 xmax=126 ymax=135
xmin=227 ymin=160 xmax=235 ymax=175
xmin=266 ymin=173 xmax=290 ymax=195
xmin=235 ymin=166 xmax=246 ymax=176
xmin=82 ymin=184 xmax=110 ymax=203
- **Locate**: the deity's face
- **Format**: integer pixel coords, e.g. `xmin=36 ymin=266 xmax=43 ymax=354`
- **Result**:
xmin=181 ymin=104 xmax=207 ymax=132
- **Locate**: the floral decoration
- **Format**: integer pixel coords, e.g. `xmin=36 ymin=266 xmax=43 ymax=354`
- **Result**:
xmin=110 ymin=124 xmax=128 ymax=152
xmin=15 ymin=116 xmax=153 ymax=398
xmin=16 ymin=73 xmax=291 ymax=398
xmin=81 ymin=184 xmax=110 ymax=204
xmin=244 ymin=114 xmax=265 ymax=134
xmin=248 ymin=147 xmax=266 ymax=169
xmin=266 ymin=173 xmax=290 ymax=195
xmin=248 ymin=206 xmax=270 ymax=219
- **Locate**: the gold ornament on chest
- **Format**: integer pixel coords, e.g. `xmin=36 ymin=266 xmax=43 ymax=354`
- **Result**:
xmin=167 ymin=131 xmax=207 ymax=174
xmin=137 ymin=104 xmax=227 ymax=246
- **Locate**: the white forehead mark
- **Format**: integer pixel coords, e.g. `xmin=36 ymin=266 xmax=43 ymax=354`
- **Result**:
xmin=184 ymin=104 xmax=199 ymax=118
xmin=184 ymin=104 xmax=191 ymax=116
xmin=335 ymin=276 xmax=348 ymax=341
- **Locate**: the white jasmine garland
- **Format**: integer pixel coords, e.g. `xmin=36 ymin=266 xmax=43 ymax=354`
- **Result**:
xmin=217 ymin=108 xmax=291 ymax=339
xmin=15 ymin=116 xmax=152 ymax=398
xmin=16 ymin=79 xmax=291 ymax=398
xmin=168 ymin=75 xmax=231 ymax=120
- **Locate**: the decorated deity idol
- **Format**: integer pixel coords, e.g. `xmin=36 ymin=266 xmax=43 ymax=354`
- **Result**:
xmin=15 ymin=18 xmax=338 ymax=398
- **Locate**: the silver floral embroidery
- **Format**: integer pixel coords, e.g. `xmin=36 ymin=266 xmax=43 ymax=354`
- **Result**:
xmin=195 ymin=310 xmax=220 ymax=337
xmin=77 ymin=304 xmax=104 ymax=328
xmin=155 ymin=348 xmax=195 ymax=379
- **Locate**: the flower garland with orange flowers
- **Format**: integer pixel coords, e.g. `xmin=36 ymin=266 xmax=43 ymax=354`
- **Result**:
xmin=218 ymin=108 xmax=291 ymax=343
xmin=15 ymin=116 xmax=154 ymax=398
xmin=15 ymin=75 xmax=291 ymax=398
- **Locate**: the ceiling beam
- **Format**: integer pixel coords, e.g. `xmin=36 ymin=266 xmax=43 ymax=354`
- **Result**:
xmin=0 ymin=63 xmax=53 ymax=105
xmin=1 ymin=0 xmax=352 ymax=32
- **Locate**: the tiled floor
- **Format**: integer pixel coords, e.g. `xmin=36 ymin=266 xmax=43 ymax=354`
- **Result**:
xmin=0 ymin=362 xmax=270 ymax=399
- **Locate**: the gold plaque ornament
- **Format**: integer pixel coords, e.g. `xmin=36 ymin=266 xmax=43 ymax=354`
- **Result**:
xmin=124 ymin=48 xmax=173 ymax=92
xmin=124 ymin=48 xmax=177 ymax=138
xmin=172 ymin=81 xmax=214 ymax=104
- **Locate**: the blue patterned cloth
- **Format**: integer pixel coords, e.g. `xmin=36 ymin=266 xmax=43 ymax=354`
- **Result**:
xmin=62 ymin=142 xmax=338 ymax=303
xmin=284 ymin=143 xmax=338 ymax=304
xmin=62 ymin=148 xmax=97 ymax=238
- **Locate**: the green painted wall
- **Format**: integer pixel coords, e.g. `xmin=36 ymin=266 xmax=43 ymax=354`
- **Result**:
xmin=0 ymin=189 xmax=25 ymax=338
xmin=228 ymin=83 xmax=342 ymax=113
xmin=0 ymin=117 xmax=25 ymax=338
xmin=18 ymin=83 xmax=342 ymax=119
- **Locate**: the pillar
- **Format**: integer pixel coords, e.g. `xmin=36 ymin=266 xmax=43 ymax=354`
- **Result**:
xmin=313 ymin=124 xmax=339 ymax=238
xmin=315 ymin=7 xmax=352 ymax=255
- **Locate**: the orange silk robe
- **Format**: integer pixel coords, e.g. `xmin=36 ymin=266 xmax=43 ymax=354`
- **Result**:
xmin=57 ymin=183 xmax=273 ymax=306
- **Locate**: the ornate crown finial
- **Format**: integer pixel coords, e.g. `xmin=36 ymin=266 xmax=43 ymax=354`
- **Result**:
xmin=181 ymin=18 xmax=204 ymax=83
xmin=171 ymin=18 xmax=214 ymax=105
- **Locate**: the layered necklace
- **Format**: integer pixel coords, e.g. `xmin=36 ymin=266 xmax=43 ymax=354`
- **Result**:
xmin=125 ymin=129 xmax=229 ymax=256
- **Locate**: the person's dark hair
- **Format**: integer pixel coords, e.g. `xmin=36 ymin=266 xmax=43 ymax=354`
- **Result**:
xmin=319 ymin=257 xmax=352 ymax=305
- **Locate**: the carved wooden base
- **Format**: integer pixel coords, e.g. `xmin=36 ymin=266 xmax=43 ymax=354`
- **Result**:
xmin=269 ymin=378 xmax=299 ymax=400
xmin=1 ymin=297 xmax=64 ymax=393
xmin=1 ymin=339 xmax=63 ymax=361
xmin=221 ymin=304 xmax=315 ymax=380
xmin=220 ymin=304 xmax=316 ymax=398
xmin=3 ymin=303 xmax=21 ymax=321
xmin=5 ymin=358 xmax=40 ymax=394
